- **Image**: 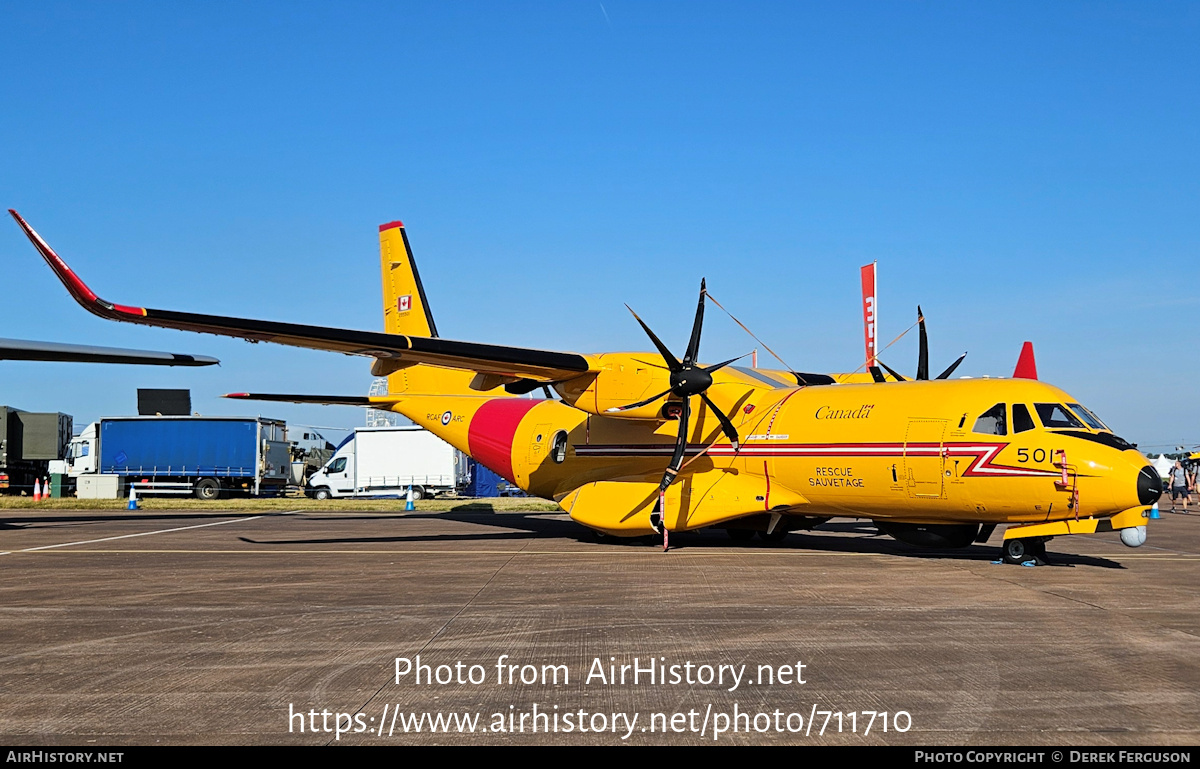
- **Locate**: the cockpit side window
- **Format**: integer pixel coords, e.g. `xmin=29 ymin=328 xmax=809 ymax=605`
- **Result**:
xmin=1068 ymin=403 xmax=1109 ymax=431
xmin=1034 ymin=403 xmax=1086 ymax=429
xmin=1012 ymin=403 xmax=1036 ymax=433
xmin=973 ymin=403 xmax=1007 ymax=436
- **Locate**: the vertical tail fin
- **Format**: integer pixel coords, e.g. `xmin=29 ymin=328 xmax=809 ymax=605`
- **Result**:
xmin=379 ymin=221 xmax=438 ymax=338
xmin=376 ymin=220 xmax=491 ymax=397
xmin=1013 ymin=341 xmax=1038 ymax=380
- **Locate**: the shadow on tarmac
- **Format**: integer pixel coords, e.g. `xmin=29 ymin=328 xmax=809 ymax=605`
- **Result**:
xmin=0 ymin=511 xmax=267 ymax=530
xmin=233 ymin=508 xmax=1126 ymax=569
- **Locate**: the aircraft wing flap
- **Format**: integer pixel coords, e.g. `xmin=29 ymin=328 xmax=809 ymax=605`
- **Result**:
xmin=10 ymin=210 xmax=594 ymax=382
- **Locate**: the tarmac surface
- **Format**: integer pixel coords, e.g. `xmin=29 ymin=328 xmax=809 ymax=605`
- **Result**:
xmin=0 ymin=503 xmax=1197 ymax=746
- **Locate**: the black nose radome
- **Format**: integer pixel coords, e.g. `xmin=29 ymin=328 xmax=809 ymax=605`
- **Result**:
xmin=1137 ymin=466 xmax=1163 ymax=506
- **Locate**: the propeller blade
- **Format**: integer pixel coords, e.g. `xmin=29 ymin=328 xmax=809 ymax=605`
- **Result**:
xmin=699 ymin=392 xmax=739 ymax=450
xmin=626 ymin=305 xmax=682 ymax=372
xmin=700 ymin=352 xmax=750 ymax=375
xmin=935 ymin=352 xmax=968 ymax=380
xmin=659 ymin=397 xmax=691 ymax=493
xmin=916 ymin=306 xmax=929 ymax=381
xmin=605 ymin=388 xmax=672 ymax=413
xmin=682 ymin=278 xmax=706 ymax=367
xmin=877 ymin=359 xmax=907 ymax=382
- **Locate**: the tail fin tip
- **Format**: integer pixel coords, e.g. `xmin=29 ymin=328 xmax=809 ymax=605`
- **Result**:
xmin=1013 ymin=341 xmax=1038 ymax=380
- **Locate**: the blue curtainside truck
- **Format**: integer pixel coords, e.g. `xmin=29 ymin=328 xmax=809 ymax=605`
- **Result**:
xmin=70 ymin=416 xmax=290 ymax=499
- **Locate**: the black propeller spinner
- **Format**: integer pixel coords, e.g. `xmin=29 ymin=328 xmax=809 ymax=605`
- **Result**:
xmin=875 ymin=306 xmax=967 ymax=383
xmin=609 ymin=279 xmax=744 ymax=498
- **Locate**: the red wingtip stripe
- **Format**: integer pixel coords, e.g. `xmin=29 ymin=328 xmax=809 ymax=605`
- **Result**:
xmin=223 ymin=393 xmax=250 ymax=398
xmin=379 ymin=220 xmax=405 ymax=232
xmin=8 ymin=209 xmax=100 ymax=305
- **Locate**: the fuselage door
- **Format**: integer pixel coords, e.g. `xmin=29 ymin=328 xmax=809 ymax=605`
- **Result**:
xmin=904 ymin=419 xmax=946 ymax=499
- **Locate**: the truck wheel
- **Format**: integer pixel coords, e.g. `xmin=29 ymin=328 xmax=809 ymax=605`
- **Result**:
xmin=410 ymin=486 xmax=425 ymax=501
xmin=194 ymin=479 xmax=221 ymax=501
xmin=312 ymin=487 xmax=332 ymax=501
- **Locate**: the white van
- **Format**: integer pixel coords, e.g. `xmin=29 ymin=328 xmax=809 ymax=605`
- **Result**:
xmin=306 ymin=425 xmax=463 ymax=500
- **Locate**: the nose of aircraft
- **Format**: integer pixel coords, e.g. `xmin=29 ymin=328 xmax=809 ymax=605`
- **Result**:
xmin=1137 ymin=465 xmax=1163 ymax=506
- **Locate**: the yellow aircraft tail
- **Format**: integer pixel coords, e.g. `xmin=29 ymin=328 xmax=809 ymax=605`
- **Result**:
xmin=376 ymin=221 xmax=487 ymax=397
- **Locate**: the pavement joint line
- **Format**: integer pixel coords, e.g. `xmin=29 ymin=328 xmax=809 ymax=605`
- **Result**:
xmin=343 ymin=540 xmax=528 ymax=745
xmin=0 ymin=515 xmax=265 ymax=555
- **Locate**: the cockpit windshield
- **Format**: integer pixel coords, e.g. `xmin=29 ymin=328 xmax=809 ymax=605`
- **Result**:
xmin=1034 ymin=403 xmax=1086 ymax=429
xmin=1068 ymin=403 xmax=1109 ymax=431
xmin=973 ymin=403 xmax=1007 ymax=435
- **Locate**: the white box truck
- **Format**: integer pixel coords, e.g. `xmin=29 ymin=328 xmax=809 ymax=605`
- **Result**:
xmin=305 ymin=425 xmax=464 ymax=500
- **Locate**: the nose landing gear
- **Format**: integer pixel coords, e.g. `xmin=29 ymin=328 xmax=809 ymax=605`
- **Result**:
xmin=1001 ymin=537 xmax=1049 ymax=565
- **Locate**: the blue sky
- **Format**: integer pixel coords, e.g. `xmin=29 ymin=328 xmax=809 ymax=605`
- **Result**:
xmin=1 ymin=2 xmax=1197 ymax=450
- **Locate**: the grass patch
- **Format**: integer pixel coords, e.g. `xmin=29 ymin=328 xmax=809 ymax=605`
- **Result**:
xmin=0 ymin=496 xmax=561 ymax=513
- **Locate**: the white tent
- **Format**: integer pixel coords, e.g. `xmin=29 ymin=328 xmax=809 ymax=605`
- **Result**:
xmin=1153 ymin=454 xmax=1174 ymax=481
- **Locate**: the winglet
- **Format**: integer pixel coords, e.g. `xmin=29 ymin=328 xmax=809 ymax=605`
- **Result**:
xmin=1013 ymin=341 xmax=1038 ymax=380
xmin=7 ymin=210 xmax=147 ymax=320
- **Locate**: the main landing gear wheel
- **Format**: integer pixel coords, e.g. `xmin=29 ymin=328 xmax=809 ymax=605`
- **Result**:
xmin=193 ymin=478 xmax=221 ymax=501
xmin=1002 ymin=537 xmax=1047 ymax=565
xmin=758 ymin=528 xmax=789 ymax=543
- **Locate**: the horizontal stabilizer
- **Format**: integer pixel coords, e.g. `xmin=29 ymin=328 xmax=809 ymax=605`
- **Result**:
xmin=0 ymin=337 xmax=218 ymax=366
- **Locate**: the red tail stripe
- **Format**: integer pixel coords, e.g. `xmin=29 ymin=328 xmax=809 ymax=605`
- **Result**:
xmin=467 ymin=399 xmax=541 ymax=483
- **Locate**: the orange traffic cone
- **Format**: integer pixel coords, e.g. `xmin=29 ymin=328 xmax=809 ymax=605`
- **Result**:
xmin=32 ymin=479 xmax=41 ymax=501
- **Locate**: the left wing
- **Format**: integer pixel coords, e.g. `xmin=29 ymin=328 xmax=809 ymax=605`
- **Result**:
xmin=0 ymin=337 xmax=218 ymax=366
xmin=223 ymin=393 xmax=373 ymax=405
xmin=10 ymin=210 xmax=596 ymax=382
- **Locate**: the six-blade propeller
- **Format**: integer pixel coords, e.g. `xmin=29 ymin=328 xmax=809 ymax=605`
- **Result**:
xmin=876 ymin=306 xmax=967 ymax=382
xmin=609 ymin=280 xmax=745 ymax=504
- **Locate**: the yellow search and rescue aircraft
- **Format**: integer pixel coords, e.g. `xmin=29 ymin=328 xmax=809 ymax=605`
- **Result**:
xmin=9 ymin=210 xmax=1161 ymax=564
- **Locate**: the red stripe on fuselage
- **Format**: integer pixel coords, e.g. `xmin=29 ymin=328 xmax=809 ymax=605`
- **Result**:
xmin=468 ymin=399 xmax=541 ymax=483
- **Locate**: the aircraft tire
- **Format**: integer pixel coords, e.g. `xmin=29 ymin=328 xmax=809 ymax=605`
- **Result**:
xmin=1002 ymin=538 xmax=1027 ymax=564
xmin=1002 ymin=537 xmax=1048 ymax=565
xmin=193 ymin=478 xmax=221 ymax=501
xmin=758 ymin=528 xmax=788 ymax=543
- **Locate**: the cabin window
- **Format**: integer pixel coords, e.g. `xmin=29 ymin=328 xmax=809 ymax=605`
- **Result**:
xmin=1012 ymin=403 xmax=1036 ymax=434
xmin=972 ymin=403 xmax=1007 ymax=436
xmin=551 ymin=430 xmax=569 ymax=464
xmin=1068 ymin=403 xmax=1108 ymax=431
xmin=1034 ymin=403 xmax=1085 ymax=429
xmin=328 ymin=457 xmax=347 ymax=473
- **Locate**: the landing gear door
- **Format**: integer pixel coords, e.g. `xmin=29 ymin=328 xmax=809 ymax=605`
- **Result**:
xmin=904 ymin=419 xmax=946 ymax=499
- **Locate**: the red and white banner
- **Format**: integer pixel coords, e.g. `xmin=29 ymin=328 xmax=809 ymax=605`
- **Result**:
xmin=860 ymin=262 xmax=877 ymax=368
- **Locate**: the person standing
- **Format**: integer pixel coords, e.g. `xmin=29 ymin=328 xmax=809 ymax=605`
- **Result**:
xmin=1169 ymin=460 xmax=1190 ymax=513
